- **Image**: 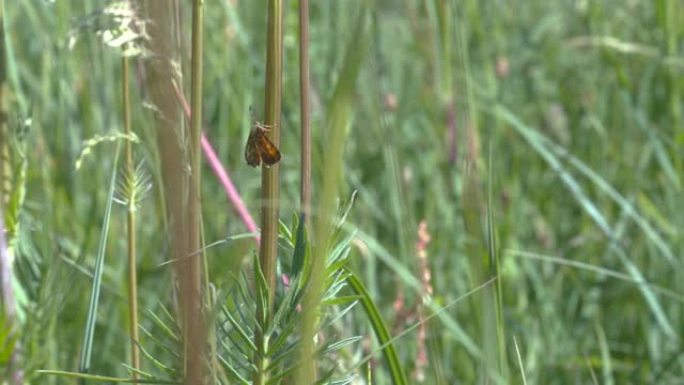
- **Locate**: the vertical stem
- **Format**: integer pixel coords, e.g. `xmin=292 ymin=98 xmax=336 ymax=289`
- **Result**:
xmin=299 ymin=0 xmax=311 ymax=220
xmin=296 ymin=3 xmax=314 ymax=381
xmin=254 ymin=1 xmax=283 ymax=384
xmin=259 ymin=0 xmax=283 ymax=314
xmin=295 ymin=9 xmax=370 ymax=385
xmin=122 ymin=47 xmax=141 ymax=379
xmin=436 ymin=0 xmax=457 ymax=165
xmin=185 ymin=1 xmax=205 ymax=384
xmin=141 ymin=0 xmax=194 ymax=381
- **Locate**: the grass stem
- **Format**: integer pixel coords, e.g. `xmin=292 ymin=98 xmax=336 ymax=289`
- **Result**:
xmin=253 ymin=1 xmax=283 ymax=383
xmin=183 ymin=1 xmax=206 ymax=384
xmin=121 ymin=45 xmax=141 ymax=380
xmin=299 ymin=0 xmax=311 ymax=221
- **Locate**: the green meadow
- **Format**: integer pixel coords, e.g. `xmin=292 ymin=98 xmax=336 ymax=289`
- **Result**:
xmin=1 ymin=1 xmax=682 ymax=384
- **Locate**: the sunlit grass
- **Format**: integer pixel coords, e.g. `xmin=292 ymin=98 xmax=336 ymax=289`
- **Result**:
xmin=1 ymin=1 xmax=682 ymax=384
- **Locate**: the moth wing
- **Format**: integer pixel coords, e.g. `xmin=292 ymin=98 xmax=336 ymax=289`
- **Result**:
xmin=258 ymin=134 xmax=281 ymax=166
xmin=244 ymin=132 xmax=262 ymax=167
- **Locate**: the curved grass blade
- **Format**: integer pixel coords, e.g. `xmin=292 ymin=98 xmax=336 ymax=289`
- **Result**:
xmin=490 ymin=104 xmax=677 ymax=338
xmin=542 ymin=135 xmax=677 ymax=266
xmin=353 ymin=229 xmax=482 ymax=358
xmin=37 ymin=369 xmax=176 ymax=384
xmin=346 ymin=277 xmax=498 ymax=380
xmin=344 ymin=267 xmax=407 ymax=385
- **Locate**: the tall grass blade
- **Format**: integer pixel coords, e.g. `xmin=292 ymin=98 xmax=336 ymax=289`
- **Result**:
xmin=78 ymin=143 xmax=121 ymax=375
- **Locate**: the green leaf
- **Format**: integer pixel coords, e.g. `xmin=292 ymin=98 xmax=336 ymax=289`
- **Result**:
xmin=291 ymin=212 xmax=307 ymax=279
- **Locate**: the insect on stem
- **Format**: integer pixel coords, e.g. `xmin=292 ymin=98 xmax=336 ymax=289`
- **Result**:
xmin=244 ymin=113 xmax=281 ymax=168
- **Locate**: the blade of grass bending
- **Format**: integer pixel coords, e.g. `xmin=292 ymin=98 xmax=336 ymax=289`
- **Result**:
xmin=490 ymin=104 xmax=677 ymax=338
xmin=78 ymin=143 xmax=121 ymax=377
xmin=344 ymin=267 xmax=408 ymax=385
xmin=38 ymin=369 xmax=176 ymax=384
xmin=353 ymin=229 xmax=482 ymax=357
xmin=507 ymin=250 xmax=684 ymax=303
xmin=542 ymin=136 xmax=677 ymax=266
xmin=346 ymin=273 xmax=499 ymax=383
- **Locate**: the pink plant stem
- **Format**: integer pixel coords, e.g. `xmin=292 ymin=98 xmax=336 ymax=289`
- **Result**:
xmin=201 ymin=134 xmax=259 ymax=243
xmin=171 ymin=81 xmax=259 ymax=244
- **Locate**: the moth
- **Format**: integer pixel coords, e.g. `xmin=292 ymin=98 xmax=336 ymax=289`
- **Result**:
xmin=244 ymin=121 xmax=281 ymax=167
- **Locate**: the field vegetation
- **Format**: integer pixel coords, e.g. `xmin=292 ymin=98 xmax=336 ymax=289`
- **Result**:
xmin=0 ymin=1 xmax=682 ymax=384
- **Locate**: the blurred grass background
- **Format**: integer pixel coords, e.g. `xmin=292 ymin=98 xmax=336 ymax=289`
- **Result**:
xmin=2 ymin=0 xmax=683 ymax=384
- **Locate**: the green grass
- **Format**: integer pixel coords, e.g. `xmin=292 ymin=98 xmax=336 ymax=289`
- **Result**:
xmin=1 ymin=0 xmax=683 ymax=384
